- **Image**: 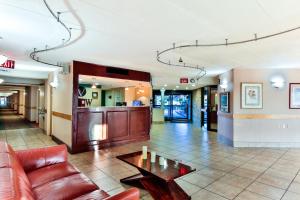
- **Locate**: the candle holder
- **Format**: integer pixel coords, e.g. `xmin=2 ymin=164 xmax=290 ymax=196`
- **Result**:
xmin=142 ymin=146 xmax=147 ymax=159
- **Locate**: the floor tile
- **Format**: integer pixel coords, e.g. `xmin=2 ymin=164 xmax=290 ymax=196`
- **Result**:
xmin=206 ymin=181 xmax=244 ymax=199
xmin=235 ymin=191 xmax=272 ymax=200
xmin=246 ymin=182 xmax=285 ymax=200
xmin=191 ymin=189 xmax=227 ymax=200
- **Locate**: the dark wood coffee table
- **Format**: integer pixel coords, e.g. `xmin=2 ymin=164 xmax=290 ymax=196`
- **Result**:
xmin=117 ymin=151 xmax=195 ymax=200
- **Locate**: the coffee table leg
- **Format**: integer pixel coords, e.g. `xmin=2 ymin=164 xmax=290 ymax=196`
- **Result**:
xmin=140 ymin=177 xmax=190 ymax=200
xmin=120 ymin=173 xmax=146 ymax=189
xmin=120 ymin=172 xmax=191 ymax=200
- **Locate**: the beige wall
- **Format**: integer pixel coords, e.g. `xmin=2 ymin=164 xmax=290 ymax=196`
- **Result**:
xmin=125 ymin=87 xmax=136 ymax=106
xmin=52 ymin=67 xmax=73 ymax=147
xmin=124 ymin=86 xmax=152 ymax=106
xmin=135 ymin=87 xmax=151 ymax=106
xmin=44 ymin=80 xmax=51 ymax=135
xmin=25 ymin=86 xmax=37 ymax=122
xmin=18 ymin=90 xmax=25 ymax=115
xmin=217 ymin=70 xmax=234 ymax=144
xmin=218 ymin=68 xmax=300 ymax=147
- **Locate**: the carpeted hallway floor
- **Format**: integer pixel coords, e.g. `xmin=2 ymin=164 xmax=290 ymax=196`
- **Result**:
xmin=0 ymin=107 xmax=37 ymax=130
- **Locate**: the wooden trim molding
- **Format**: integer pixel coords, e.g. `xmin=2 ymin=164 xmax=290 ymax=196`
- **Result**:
xmin=233 ymin=114 xmax=300 ymax=120
xmin=52 ymin=111 xmax=72 ymax=121
xmin=25 ymin=106 xmax=36 ymax=109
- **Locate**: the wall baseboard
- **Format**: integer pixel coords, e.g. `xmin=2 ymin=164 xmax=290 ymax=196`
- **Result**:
xmin=52 ymin=135 xmax=72 ymax=152
xmin=234 ymin=141 xmax=300 ymax=148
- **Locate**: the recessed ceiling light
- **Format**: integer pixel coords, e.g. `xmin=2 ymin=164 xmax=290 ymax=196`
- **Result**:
xmin=164 ymin=84 xmax=167 ymax=87
xmin=0 ymin=79 xmax=4 ymax=84
xmin=186 ymin=87 xmax=189 ymax=90
xmin=192 ymin=84 xmax=196 ymax=87
xmin=176 ymin=86 xmax=179 ymax=88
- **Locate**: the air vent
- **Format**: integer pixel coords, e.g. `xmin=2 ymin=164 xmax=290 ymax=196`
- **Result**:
xmin=106 ymin=67 xmax=129 ymax=76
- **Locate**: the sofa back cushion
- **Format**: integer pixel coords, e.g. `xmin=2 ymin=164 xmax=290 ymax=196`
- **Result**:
xmin=0 ymin=142 xmax=35 ymax=200
xmin=16 ymin=145 xmax=67 ymax=172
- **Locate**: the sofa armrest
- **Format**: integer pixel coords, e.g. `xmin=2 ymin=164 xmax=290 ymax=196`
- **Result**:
xmin=104 ymin=188 xmax=140 ymax=200
xmin=15 ymin=145 xmax=67 ymax=172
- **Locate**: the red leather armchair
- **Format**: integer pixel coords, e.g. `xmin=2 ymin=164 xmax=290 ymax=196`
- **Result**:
xmin=0 ymin=142 xmax=140 ymax=200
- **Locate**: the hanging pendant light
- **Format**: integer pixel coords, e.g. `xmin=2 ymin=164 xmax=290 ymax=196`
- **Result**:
xmin=178 ymin=57 xmax=183 ymax=63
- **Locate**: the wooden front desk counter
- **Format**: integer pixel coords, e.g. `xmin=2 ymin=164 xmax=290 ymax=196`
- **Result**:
xmin=70 ymin=106 xmax=150 ymax=153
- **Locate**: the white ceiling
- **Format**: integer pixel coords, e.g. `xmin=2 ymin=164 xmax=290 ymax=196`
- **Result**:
xmin=1 ymin=0 xmax=300 ymax=88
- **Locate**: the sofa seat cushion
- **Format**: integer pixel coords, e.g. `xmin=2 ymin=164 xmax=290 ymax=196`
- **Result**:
xmin=27 ymin=162 xmax=80 ymax=188
xmin=33 ymin=173 xmax=98 ymax=200
xmin=73 ymin=190 xmax=110 ymax=200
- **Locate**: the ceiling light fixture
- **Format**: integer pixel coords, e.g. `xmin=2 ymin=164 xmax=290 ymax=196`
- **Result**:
xmin=157 ymin=25 xmax=300 ymax=84
xmin=29 ymin=0 xmax=80 ymax=68
xmin=0 ymin=79 xmax=4 ymax=84
xmin=0 ymin=55 xmax=8 ymax=64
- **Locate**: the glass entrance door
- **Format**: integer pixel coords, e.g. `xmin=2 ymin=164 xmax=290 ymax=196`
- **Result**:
xmin=153 ymin=91 xmax=192 ymax=122
xmin=171 ymin=95 xmax=189 ymax=120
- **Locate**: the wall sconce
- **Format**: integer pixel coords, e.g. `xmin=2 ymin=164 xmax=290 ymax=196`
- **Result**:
xmin=0 ymin=55 xmax=8 ymax=64
xmin=270 ymin=76 xmax=285 ymax=89
xmin=220 ymin=80 xmax=228 ymax=90
xmin=49 ymin=70 xmax=59 ymax=88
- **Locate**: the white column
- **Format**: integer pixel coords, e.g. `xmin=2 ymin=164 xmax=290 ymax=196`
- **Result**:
xmin=160 ymin=88 xmax=165 ymax=109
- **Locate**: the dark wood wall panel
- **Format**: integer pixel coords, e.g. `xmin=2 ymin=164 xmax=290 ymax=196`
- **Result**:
xmin=76 ymin=111 xmax=104 ymax=144
xmin=107 ymin=111 xmax=129 ymax=141
xmin=71 ymin=107 xmax=150 ymax=153
xmin=130 ymin=110 xmax=149 ymax=136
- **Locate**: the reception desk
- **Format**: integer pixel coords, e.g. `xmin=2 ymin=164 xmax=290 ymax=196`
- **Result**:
xmin=71 ymin=106 xmax=151 ymax=153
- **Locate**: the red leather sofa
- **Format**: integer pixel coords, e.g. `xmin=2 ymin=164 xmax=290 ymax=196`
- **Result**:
xmin=0 ymin=142 xmax=139 ymax=200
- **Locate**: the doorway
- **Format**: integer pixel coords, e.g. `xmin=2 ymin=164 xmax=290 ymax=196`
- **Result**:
xmin=201 ymin=86 xmax=218 ymax=131
xmin=153 ymin=90 xmax=192 ymax=122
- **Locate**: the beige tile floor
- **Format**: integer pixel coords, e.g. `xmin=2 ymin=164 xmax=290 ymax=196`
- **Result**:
xmin=1 ymin=123 xmax=300 ymax=200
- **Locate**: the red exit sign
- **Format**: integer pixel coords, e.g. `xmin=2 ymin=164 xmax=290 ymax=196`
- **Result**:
xmin=1 ymin=60 xmax=15 ymax=69
xmin=180 ymin=77 xmax=189 ymax=84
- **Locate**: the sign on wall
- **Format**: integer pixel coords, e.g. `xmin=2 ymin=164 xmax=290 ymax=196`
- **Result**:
xmin=180 ymin=77 xmax=189 ymax=84
xmin=1 ymin=60 xmax=15 ymax=69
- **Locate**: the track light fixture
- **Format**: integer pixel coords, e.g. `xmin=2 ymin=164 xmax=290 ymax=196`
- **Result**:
xmin=29 ymin=0 xmax=73 ymax=67
xmin=157 ymin=25 xmax=300 ymax=84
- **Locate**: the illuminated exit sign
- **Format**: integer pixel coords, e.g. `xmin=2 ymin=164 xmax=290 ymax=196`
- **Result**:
xmin=1 ymin=60 xmax=15 ymax=69
xmin=180 ymin=77 xmax=189 ymax=84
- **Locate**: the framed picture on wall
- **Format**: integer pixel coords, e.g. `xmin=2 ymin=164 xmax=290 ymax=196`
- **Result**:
xmin=289 ymin=83 xmax=300 ymax=109
xmin=92 ymin=92 xmax=98 ymax=99
xmin=220 ymin=92 xmax=230 ymax=113
xmin=241 ymin=83 xmax=263 ymax=109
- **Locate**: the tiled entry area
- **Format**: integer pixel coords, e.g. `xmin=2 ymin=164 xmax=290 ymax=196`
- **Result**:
xmin=1 ymin=123 xmax=300 ymax=200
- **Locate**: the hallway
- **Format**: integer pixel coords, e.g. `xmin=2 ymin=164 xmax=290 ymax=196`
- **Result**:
xmin=0 ymin=107 xmax=56 ymax=150
xmin=0 ymin=107 xmax=36 ymax=130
